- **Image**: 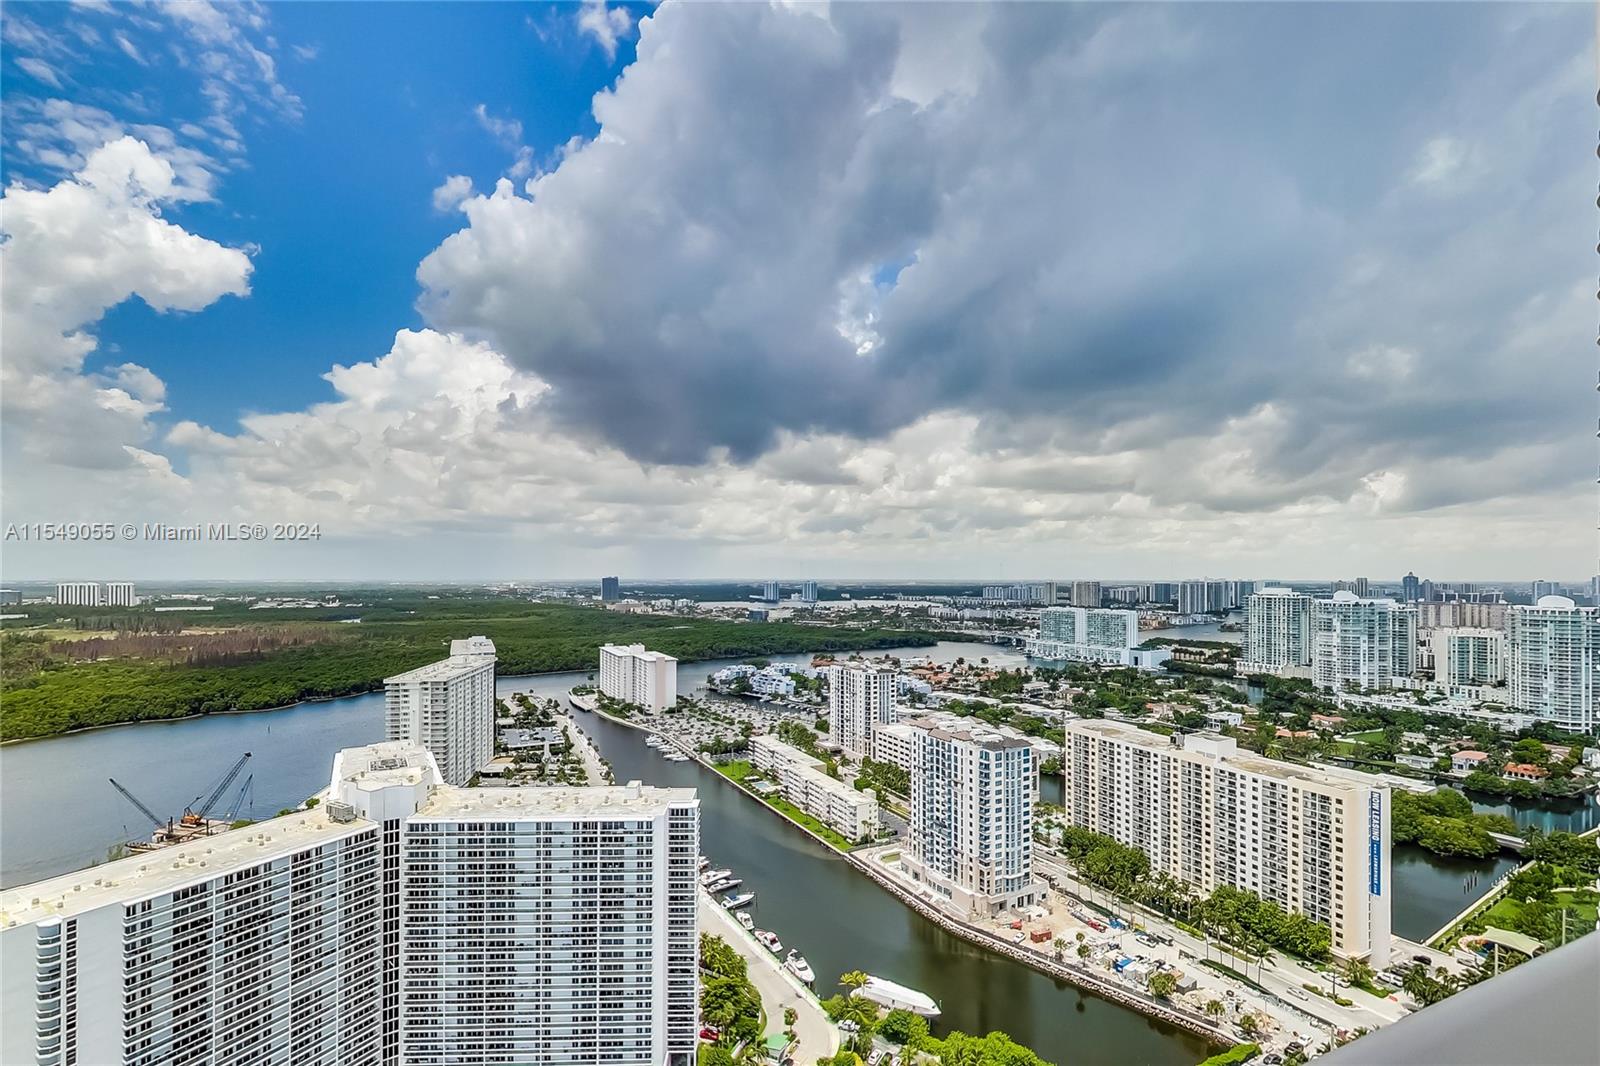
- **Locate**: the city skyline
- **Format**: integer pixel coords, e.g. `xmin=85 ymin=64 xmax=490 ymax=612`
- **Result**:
xmin=1 ymin=2 xmax=1592 ymax=581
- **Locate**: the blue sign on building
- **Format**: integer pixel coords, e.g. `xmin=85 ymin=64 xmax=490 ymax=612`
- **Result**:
xmin=1368 ymin=792 xmax=1383 ymax=896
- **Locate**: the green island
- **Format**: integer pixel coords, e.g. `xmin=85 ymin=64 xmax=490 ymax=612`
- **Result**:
xmin=0 ymin=593 xmax=936 ymax=741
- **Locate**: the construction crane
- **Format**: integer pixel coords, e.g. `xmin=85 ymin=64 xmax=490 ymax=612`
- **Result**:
xmin=222 ymin=774 xmax=254 ymax=826
xmin=181 ymin=752 xmax=252 ymax=830
xmin=110 ymin=777 xmax=174 ymax=843
xmin=109 ymin=777 xmax=167 ymax=830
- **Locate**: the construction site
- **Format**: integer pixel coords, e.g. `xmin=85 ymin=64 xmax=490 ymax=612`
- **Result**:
xmin=109 ymin=751 xmax=255 ymax=853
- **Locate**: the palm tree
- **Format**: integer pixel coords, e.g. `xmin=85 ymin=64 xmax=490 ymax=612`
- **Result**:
xmin=1053 ymin=937 xmax=1066 ymax=960
xmin=1204 ymin=999 xmax=1225 ymax=1021
xmin=838 ymin=970 xmax=870 ymax=997
xmin=1343 ymin=957 xmax=1375 ymax=989
xmin=783 ymin=1006 xmax=797 ymax=1035
xmin=1076 ymin=944 xmax=1091 ymax=961
xmin=1238 ymin=1014 xmax=1260 ymax=1038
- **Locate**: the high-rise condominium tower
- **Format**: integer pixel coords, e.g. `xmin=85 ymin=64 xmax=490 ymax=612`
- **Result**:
xmin=599 ymin=644 xmax=679 ymax=711
xmin=1507 ymin=596 xmax=1598 ymax=732
xmin=827 ymin=664 xmax=897 ymax=759
xmin=0 ymin=744 xmax=701 ymax=1066
xmin=902 ymin=717 xmax=1043 ymax=917
xmin=1060 ymin=722 xmax=1390 ymax=966
xmin=383 ymin=635 xmax=496 ymax=786
xmin=1239 ymin=587 xmax=1313 ymax=676
xmin=1311 ymin=593 xmax=1415 ymax=692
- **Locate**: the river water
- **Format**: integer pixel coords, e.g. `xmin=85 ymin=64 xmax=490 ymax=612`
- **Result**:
xmin=3 ymin=639 xmax=1579 ymax=1058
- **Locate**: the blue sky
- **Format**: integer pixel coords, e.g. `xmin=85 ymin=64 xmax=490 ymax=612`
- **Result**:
xmin=0 ymin=2 xmax=1591 ymax=581
xmin=6 ymin=1 xmax=634 ymax=432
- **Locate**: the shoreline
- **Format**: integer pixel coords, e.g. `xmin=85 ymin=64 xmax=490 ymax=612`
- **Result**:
xmin=3 ymin=633 xmax=943 ymax=747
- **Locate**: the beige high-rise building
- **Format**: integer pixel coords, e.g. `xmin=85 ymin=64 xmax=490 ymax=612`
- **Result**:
xmin=383 ymin=636 xmax=497 ymax=786
xmin=828 ymin=664 xmax=897 ymax=759
xmin=1059 ymin=720 xmax=1391 ymax=965
xmin=599 ymin=643 xmax=679 ymax=711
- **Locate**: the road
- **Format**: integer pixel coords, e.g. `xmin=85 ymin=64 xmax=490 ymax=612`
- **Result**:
xmin=700 ymin=891 xmax=840 ymax=1063
xmin=1034 ymin=850 xmax=1410 ymax=1034
xmin=555 ymin=713 xmax=611 ymax=785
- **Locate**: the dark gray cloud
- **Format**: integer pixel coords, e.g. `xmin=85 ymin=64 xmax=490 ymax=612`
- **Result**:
xmin=416 ymin=1 xmax=1590 ymax=517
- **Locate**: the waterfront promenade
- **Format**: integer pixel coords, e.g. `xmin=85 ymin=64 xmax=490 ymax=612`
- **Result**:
xmin=699 ymin=890 xmax=840 ymax=1062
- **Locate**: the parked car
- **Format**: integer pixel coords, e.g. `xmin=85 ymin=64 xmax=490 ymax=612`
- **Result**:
xmin=1374 ymin=972 xmax=1403 ymax=990
xmin=1286 ymin=986 xmax=1309 ymax=1001
xmin=698 ymin=1027 xmax=720 ymax=1041
xmin=1013 ymin=930 xmax=1026 ymax=943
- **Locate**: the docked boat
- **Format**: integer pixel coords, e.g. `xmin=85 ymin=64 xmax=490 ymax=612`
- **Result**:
xmin=645 ymin=735 xmax=667 ymax=748
xmin=700 ymin=868 xmax=732 ymax=885
xmin=663 ymin=751 xmax=689 ymax=762
xmin=784 ymin=950 xmax=815 ymax=984
xmin=698 ymin=856 xmax=711 ymax=872
xmin=859 ymin=976 xmax=940 ymax=1017
xmin=755 ymin=930 xmax=783 ymax=954
xmin=721 ymin=892 xmax=755 ymax=910
xmin=704 ymin=877 xmax=742 ymax=893
xmin=736 ymin=911 xmax=755 ymax=931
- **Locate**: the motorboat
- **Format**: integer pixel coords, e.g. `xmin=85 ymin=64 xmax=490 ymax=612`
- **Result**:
xmin=784 ymin=950 xmax=815 ymax=984
xmin=736 ymin=911 xmax=755 ymax=931
xmin=859 ymin=976 xmax=940 ymax=1017
xmin=645 ymin=735 xmax=667 ymax=748
xmin=720 ymin=892 xmax=755 ymax=910
xmin=698 ymin=856 xmax=711 ymax=872
xmin=704 ymin=877 xmax=742 ymax=893
xmin=700 ymin=869 xmax=732 ymax=885
xmin=755 ymin=930 xmax=783 ymax=954
xmin=663 ymin=751 xmax=690 ymax=762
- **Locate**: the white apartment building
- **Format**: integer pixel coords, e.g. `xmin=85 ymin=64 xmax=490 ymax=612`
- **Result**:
xmin=902 ymin=719 xmax=1043 ymax=917
xmin=384 ymin=635 xmax=497 ymax=786
xmin=1024 ymin=606 xmax=1151 ymax=667
xmin=1060 ymin=721 xmax=1390 ymax=965
xmin=748 ymin=735 xmax=879 ymax=841
xmin=1432 ymin=627 xmax=1507 ymax=693
xmin=801 ymin=580 xmax=819 ymax=602
xmin=1311 ymin=593 xmax=1415 ymax=692
xmin=102 ymin=582 xmax=136 ymax=607
xmin=828 ymin=665 xmax=897 ymax=759
xmin=873 ymin=714 xmax=1043 ymax=802
xmin=599 ymin=643 xmax=679 ymax=712
xmin=1238 ymin=587 xmax=1313 ymax=676
xmin=54 ymin=582 xmax=101 ymax=607
xmin=1507 ymin=596 xmax=1599 ymax=732
xmin=0 ymin=743 xmax=700 ymax=1066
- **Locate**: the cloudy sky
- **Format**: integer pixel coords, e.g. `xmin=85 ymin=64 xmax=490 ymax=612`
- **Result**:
xmin=0 ymin=1 xmax=1591 ymax=582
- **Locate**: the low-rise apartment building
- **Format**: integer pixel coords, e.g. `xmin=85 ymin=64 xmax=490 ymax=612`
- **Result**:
xmin=748 ymin=735 xmax=879 ymax=842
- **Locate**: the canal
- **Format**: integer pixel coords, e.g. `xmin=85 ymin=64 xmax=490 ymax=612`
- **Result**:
xmin=4 ymin=638 xmax=1587 ymax=1059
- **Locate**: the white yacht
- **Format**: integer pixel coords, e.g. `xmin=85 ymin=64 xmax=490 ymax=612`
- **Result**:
xmin=755 ymin=930 xmax=783 ymax=955
xmin=859 ymin=976 xmax=940 ymax=1017
xmin=784 ymin=950 xmax=815 ymax=984
xmin=720 ymin=891 xmax=755 ymax=910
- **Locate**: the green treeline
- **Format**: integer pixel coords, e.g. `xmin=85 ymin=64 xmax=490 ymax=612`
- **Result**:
xmin=1390 ymin=788 xmax=1519 ymax=859
xmin=1 ymin=603 xmax=935 ymax=741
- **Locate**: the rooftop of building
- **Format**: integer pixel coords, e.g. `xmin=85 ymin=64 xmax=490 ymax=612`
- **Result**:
xmin=1064 ymin=719 xmax=1383 ymax=793
xmin=600 ymin=643 xmax=678 ymax=662
xmin=0 ymin=806 xmax=374 ymax=928
xmin=906 ymin=715 xmax=1033 ymax=750
xmin=410 ymin=781 xmax=696 ymax=820
xmin=384 ymin=650 xmax=497 ymax=684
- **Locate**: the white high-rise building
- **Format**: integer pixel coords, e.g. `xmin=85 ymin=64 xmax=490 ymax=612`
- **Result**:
xmin=1070 ymin=580 xmax=1102 ymax=607
xmin=1432 ymin=627 xmax=1507 ymax=692
xmin=901 ymin=718 xmax=1043 ymax=917
xmin=1059 ymin=721 xmax=1391 ymax=965
xmin=1311 ymin=593 xmax=1414 ymax=692
xmin=0 ymin=744 xmax=700 ymax=1066
xmin=762 ymin=580 xmax=781 ymax=602
xmin=599 ymin=644 xmax=679 ymax=711
xmin=1507 ymin=596 xmax=1599 ymax=732
xmin=384 ymin=636 xmax=497 ymax=785
xmin=1238 ymin=587 xmax=1314 ymax=676
xmin=54 ymin=582 xmax=101 ymax=606
xmin=828 ymin=665 xmax=897 ymax=759
xmin=103 ymin=582 xmax=136 ymax=607
xmin=1024 ymin=606 xmax=1162 ymax=668
xmin=801 ymin=579 xmax=819 ymax=602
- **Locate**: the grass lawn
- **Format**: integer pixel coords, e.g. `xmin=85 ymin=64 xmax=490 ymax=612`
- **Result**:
xmin=713 ymin=760 xmax=757 ymax=784
xmin=763 ymin=795 xmax=853 ymax=853
xmin=1341 ymin=729 xmax=1385 ymax=744
xmin=1474 ymin=886 xmax=1599 ymax=942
